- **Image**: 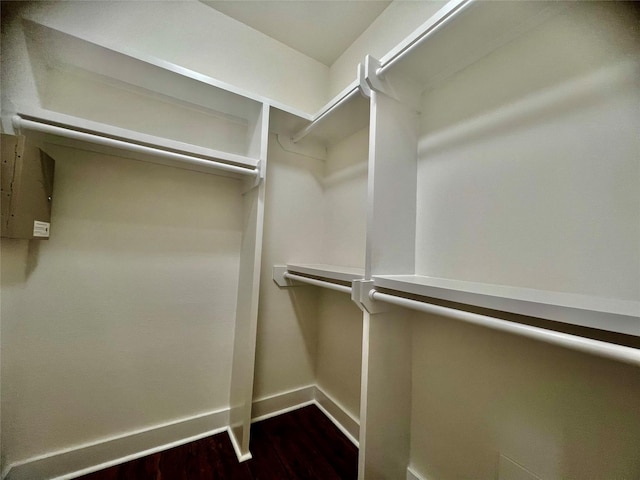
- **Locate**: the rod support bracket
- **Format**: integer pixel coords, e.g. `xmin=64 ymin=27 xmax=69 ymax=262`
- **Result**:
xmin=363 ymin=55 xmax=422 ymax=109
xmin=358 ymin=62 xmax=372 ymax=98
xmin=273 ymin=265 xmax=302 ymax=287
xmin=364 ymin=55 xmax=386 ymax=95
xmin=352 ymin=280 xmax=393 ymax=314
xmin=242 ymin=160 xmax=264 ymax=194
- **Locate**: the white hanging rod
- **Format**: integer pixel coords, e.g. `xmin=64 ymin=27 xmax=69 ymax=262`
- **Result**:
xmin=284 ymin=272 xmax=352 ymax=294
xmin=369 ymin=290 xmax=640 ymax=367
xmin=291 ymin=86 xmax=361 ymax=144
xmin=376 ymin=0 xmax=474 ymax=79
xmin=12 ymin=116 xmax=259 ymax=178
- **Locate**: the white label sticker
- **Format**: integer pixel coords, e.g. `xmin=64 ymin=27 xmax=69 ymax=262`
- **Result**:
xmin=33 ymin=220 xmax=50 ymax=238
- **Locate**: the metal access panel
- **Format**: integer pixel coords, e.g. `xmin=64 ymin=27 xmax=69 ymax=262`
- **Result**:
xmin=1 ymin=133 xmax=55 ymax=239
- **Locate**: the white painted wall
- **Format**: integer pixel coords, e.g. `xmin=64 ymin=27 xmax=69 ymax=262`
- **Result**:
xmin=411 ymin=314 xmax=640 ymax=479
xmin=0 ymin=145 xmax=243 ymax=467
xmin=253 ymin=134 xmax=325 ymax=401
xmin=0 ymin=1 xmax=327 ymax=472
xmin=415 ymin=2 xmax=640 ymax=300
xmin=322 ymin=127 xmax=369 ymax=268
xmin=255 ymin=127 xmax=368 ymax=413
xmin=314 ymin=127 xmax=369 ymax=420
xmin=316 ymin=290 xmax=363 ymax=420
xmin=328 ymin=0 xmax=446 ymax=100
xmin=410 ymin=3 xmax=640 ymax=478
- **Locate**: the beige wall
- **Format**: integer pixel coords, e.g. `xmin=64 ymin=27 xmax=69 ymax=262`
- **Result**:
xmin=411 ymin=314 xmax=640 ymax=479
xmin=0 ymin=1 xmax=329 ymax=470
xmin=314 ymin=126 xmax=368 ymax=419
xmin=1 ymin=145 xmax=243 ymax=466
xmin=410 ymin=3 xmax=640 ymax=478
xmin=252 ymin=134 xmax=325 ymax=400
xmin=316 ymin=290 xmax=362 ymax=420
xmin=255 ymin=126 xmax=368 ymax=414
xmin=322 ymin=127 xmax=368 ymax=268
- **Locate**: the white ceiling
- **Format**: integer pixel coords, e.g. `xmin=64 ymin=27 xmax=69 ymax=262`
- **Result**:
xmin=200 ymin=1 xmax=392 ymax=66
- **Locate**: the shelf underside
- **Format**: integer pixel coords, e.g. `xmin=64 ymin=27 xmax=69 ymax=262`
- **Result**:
xmin=374 ymin=275 xmax=640 ymax=337
xmin=287 ymin=264 xmax=365 ymax=283
xmin=386 ymin=0 xmax=568 ymax=90
xmin=16 ymin=109 xmax=259 ymax=177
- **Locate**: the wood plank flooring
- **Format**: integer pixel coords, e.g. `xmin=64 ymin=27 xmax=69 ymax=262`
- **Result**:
xmin=78 ymin=405 xmax=358 ymax=480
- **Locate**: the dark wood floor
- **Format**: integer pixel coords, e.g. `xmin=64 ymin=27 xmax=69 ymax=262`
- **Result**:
xmin=78 ymin=405 xmax=358 ymax=480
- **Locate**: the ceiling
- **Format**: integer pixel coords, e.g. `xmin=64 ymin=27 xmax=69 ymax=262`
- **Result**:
xmin=200 ymin=1 xmax=391 ymax=66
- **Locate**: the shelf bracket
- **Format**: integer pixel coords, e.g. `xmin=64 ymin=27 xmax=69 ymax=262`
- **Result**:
xmin=273 ymin=265 xmax=302 ymax=287
xmin=351 ymin=280 xmax=393 ymax=314
xmin=364 ymin=55 xmax=386 ymax=95
xmin=358 ymin=62 xmax=372 ymax=98
xmin=242 ymin=160 xmax=263 ymax=194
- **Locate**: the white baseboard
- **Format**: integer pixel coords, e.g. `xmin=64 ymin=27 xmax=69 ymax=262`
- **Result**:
xmin=251 ymin=384 xmax=316 ymax=422
xmin=4 ymin=408 xmax=229 ymax=480
xmin=251 ymin=384 xmax=360 ymax=447
xmin=313 ymin=386 xmax=359 ymax=447
xmin=3 ymin=384 xmax=360 ymax=480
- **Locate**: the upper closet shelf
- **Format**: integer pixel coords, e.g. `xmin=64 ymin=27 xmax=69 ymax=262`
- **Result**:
xmin=373 ymin=275 xmax=640 ymax=337
xmin=377 ymin=0 xmax=567 ymax=91
xmin=270 ymin=81 xmax=370 ymax=148
xmin=15 ymin=20 xmax=271 ymax=163
xmin=292 ymin=83 xmax=369 ymax=145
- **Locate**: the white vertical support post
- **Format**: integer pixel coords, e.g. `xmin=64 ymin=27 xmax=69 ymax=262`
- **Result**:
xmin=228 ymin=103 xmax=270 ymax=461
xmin=365 ymin=90 xmax=418 ymax=279
xmin=359 ymin=310 xmax=413 ymax=480
xmin=359 ymin=88 xmax=418 ymax=478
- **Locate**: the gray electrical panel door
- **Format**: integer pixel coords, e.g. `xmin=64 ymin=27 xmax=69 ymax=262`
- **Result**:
xmin=1 ymin=133 xmax=55 ymax=239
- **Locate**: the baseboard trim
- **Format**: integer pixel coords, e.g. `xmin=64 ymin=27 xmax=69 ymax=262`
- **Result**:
xmin=3 ymin=384 xmax=360 ymax=480
xmin=250 ymin=384 xmax=360 ymax=447
xmin=4 ymin=408 xmax=229 ymax=480
xmin=313 ymin=386 xmax=359 ymax=447
xmin=251 ymin=384 xmax=316 ymax=423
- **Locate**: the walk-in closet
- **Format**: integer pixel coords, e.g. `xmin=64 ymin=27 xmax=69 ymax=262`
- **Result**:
xmin=1 ymin=1 xmax=638 ymax=479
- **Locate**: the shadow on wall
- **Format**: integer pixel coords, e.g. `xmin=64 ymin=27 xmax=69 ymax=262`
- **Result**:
xmin=0 ymin=239 xmax=41 ymax=286
xmin=287 ymin=286 xmax=320 ymax=365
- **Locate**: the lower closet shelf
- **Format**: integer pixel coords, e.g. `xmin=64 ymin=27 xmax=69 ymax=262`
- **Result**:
xmin=12 ymin=110 xmax=261 ymax=178
xmin=373 ymin=275 xmax=640 ymax=337
xmin=273 ymin=264 xmax=364 ymax=293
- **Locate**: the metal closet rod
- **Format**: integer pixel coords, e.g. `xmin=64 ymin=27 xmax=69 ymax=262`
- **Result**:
xmin=13 ymin=116 xmax=259 ymax=178
xmin=376 ymin=0 xmax=474 ymax=78
xmin=291 ymin=86 xmax=361 ymax=144
xmin=369 ymin=290 xmax=640 ymax=366
xmin=284 ymin=272 xmax=352 ymax=294
xmin=291 ymin=0 xmax=473 ymax=143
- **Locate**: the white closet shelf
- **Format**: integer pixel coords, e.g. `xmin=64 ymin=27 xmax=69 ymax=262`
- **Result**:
xmin=380 ymin=0 xmax=567 ymax=91
xmin=291 ymin=83 xmax=370 ymax=146
xmin=287 ymin=264 xmax=365 ymax=283
xmin=273 ymin=264 xmax=364 ymax=294
xmin=18 ymin=19 xmax=287 ymax=162
xmin=22 ymin=19 xmax=265 ymax=123
xmin=13 ymin=110 xmax=260 ymax=177
xmin=270 ymin=81 xmax=369 ymax=149
xmin=373 ymin=275 xmax=640 ymax=337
